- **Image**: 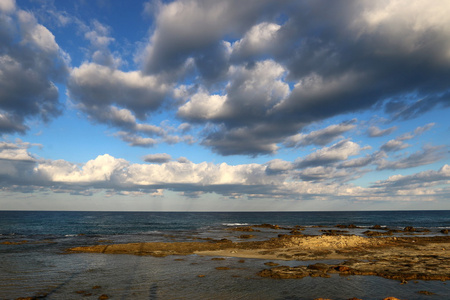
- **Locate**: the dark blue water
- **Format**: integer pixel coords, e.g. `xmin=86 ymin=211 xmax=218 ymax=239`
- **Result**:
xmin=1 ymin=210 xmax=449 ymax=236
xmin=1 ymin=211 xmax=449 ymax=300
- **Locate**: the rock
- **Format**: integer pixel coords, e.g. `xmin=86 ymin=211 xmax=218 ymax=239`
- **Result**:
xmin=336 ymin=224 xmax=359 ymax=229
xmin=264 ymin=262 xmax=279 ymax=266
xmin=321 ymin=229 xmax=349 ymax=235
xmin=404 ymin=226 xmax=416 ymax=232
xmin=290 ymin=229 xmax=304 ymax=235
xmin=228 ymin=226 xmax=259 ymax=232
xmin=254 ymin=224 xmax=282 ymax=230
xmin=382 ymin=298 xmax=401 ymax=300
xmin=197 ymin=275 xmax=205 ymax=277
xmin=307 ymin=263 xmax=329 ymax=272
xmin=334 ymin=265 xmax=352 ymax=272
xmin=98 ymin=295 xmax=109 ymax=300
xmin=211 ymin=257 xmax=225 ymax=261
xmin=1 ymin=240 xmax=28 ymax=245
xmin=363 ymin=230 xmax=392 ymax=236
xmin=92 ymin=286 xmax=101 ymax=289
xmin=441 ymin=229 xmax=449 ymax=234
xmin=215 ymin=267 xmax=230 ymax=270
xmin=417 ymin=290 xmax=435 ymax=295
xmin=239 ymin=234 xmax=255 ymax=239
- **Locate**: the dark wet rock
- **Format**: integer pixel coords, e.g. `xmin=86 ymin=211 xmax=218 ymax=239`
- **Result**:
xmin=363 ymin=230 xmax=393 ymax=236
xmin=307 ymin=263 xmax=329 ymax=272
xmin=264 ymin=262 xmax=279 ymax=266
xmin=238 ymin=259 xmax=245 ymax=263
xmin=75 ymin=290 xmax=92 ymax=296
xmin=404 ymin=226 xmax=416 ymax=232
xmin=198 ymin=274 xmax=205 ymax=277
xmin=417 ymin=290 xmax=435 ymax=295
xmin=254 ymin=224 xmax=282 ymax=230
xmin=1 ymin=240 xmax=28 ymax=245
xmin=98 ymin=295 xmax=109 ymax=300
xmin=289 ymin=229 xmax=304 ymax=235
xmin=215 ymin=267 xmax=230 ymax=270
xmin=335 ymin=224 xmax=360 ymax=229
xmin=239 ymin=234 xmax=255 ymax=239
xmin=370 ymin=225 xmax=388 ymax=230
xmin=321 ymin=229 xmax=349 ymax=235
xmin=211 ymin=257 xmax=225 ymax=261
xmin=258 ymin=254 xmax=450 ymax=281
xmin=228 ymin=226 xmax=260 ymax=232
xmin=441 ymin=229 xmax=449 ymax=234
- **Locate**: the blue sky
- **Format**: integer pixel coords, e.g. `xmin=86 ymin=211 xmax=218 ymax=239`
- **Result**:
xmin=0 ymin=0 xmax=449 ymax=211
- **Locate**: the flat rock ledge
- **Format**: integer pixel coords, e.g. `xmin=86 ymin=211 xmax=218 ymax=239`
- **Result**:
xmin=66 ymin=234 xmax=450 ymax=282
xmin=258 ymin=258 xmax=450 ymax=281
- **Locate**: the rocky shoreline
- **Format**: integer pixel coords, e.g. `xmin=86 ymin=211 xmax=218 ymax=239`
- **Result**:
xmin=66 ymin=224 xmax=450 ymax=284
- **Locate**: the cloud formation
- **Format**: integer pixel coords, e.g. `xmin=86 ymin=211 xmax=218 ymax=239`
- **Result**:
xmin=0 ymin=4 xmax=69 ymax=134
xmin=0 ymin=136 xmax=446 ymax=204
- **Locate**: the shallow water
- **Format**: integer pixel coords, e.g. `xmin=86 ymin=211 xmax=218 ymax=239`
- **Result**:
xmin=1 ymin=211 xmax=449 ymax=299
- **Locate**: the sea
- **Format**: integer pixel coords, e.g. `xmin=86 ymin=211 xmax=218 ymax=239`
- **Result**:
xmin=0 ymin=210 xmax=449 ymax=300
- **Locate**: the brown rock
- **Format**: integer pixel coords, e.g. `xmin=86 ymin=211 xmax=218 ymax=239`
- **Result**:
xmin=239 ymin=234 xmax=254 ymax=239
xmin=215 ymin=267 xmax=230 ymax=270
xmin=1 ymin=240 xmax=28 ymax=245
xmin=363 ymin=230 xmax=392 ymax=236
xmin=404 ymin=226 xmax=416 ymax=232
xmin=382 ymin=298 xmax=401 ymax=300
xmin=336 ymin=224 xmax=359 ymax=229
xmin=307 ymin=263 xmax=329 ymax=272
xmin=321 ymin=229 xmax=349 ymax=235
xmin=441 ymin=229 xmax=449 ymax=234
xmin=334 ymin=265 xmax=351 ymax=272
xmin=417 ymin=290 xmax=435 ymax=295
xmin=98 ymin=295 xmax=109 ymax=300
xmin=264 ymin=262 xmax=279 ymax=266
xmin=228 ymin=226 xmax=259 ymax=232
xmin=254 ymin=223 xmax=282 ymax=229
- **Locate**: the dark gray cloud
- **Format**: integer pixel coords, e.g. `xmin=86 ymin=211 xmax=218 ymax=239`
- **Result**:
xmin=114 ymin=132 xmax=157 ymax=147
xmin=143 ymin=153 xmax=172 ymax=164
xmin=368 ymin=126 xmax=397 ymax=137
xmin=371 ymin=164 xmax=450 ymax=189
xmin=376 ymin=145 xmax=447 ymax=170
xmin=172 ymin=0 xmax=450 ymax=156
xmin=0 ymin=7 xmax=68 ymax=134
xmin=338 ymin=152 xmax=385 ymax=169
xmin=142 ymin=0 xmax=283 ymax=75
xmin=284 ymin=120 xmax=356 ymax=148
xmin=295 ymin=140 xmax=363 ymax=169
xmin=68 ymin=63 xmax=169 ymax=121
xmin=380 ymin=140 xmax=410 ymax=152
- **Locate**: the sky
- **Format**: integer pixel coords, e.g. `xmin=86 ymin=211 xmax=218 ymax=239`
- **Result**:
xmin=0 ymin=0 xmax=449 ymax=211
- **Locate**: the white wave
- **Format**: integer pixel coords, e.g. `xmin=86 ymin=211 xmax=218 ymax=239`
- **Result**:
xmin=222 ymin=223 xmax=250 ymax=226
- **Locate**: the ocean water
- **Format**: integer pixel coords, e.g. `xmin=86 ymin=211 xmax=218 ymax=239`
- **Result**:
xmin=0 ymin=210 xmax=449 ymax=300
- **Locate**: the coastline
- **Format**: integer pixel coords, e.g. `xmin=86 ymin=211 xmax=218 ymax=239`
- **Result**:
xmin=2 ymin=214 xmax=449 ymax=300
xmin=67 ymin=225 xmax=450 ymax=282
